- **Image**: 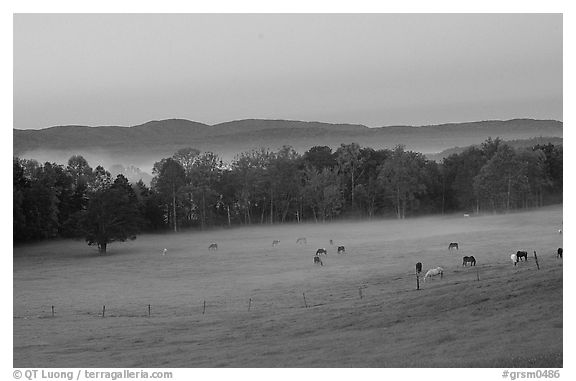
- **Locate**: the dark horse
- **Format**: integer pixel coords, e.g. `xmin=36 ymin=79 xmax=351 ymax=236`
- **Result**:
xmin=462 ymin=256 xmax=476 ymax=266
xmin=448 ymin=242 xmax=459 ymax=251
xmin=557 ymin=247 xmax=563 ymax=259
xmin=516 ymin=251 xmax=528 ymax=262
xmin=313 ymin=255 xmax=323 ymax=266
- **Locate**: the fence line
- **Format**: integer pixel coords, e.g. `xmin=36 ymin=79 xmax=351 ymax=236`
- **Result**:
xmin=13 ymin=260 xmax=560 ymax=321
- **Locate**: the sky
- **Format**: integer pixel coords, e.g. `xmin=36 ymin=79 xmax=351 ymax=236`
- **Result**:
xmin=13 ymin=13 xmax=562 ymax=129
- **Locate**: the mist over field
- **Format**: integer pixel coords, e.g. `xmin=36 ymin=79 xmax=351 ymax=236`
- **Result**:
xmin=13 ymin=206 xmax=563 ymax=367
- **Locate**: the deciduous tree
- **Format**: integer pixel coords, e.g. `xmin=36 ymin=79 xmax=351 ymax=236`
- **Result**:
xmin=378 ymin=145 xmax=427 ymax=219
xmin=80 ymin=174 xmax=142 ymax=254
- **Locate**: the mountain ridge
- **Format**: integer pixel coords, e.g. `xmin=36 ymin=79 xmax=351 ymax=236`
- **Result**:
xmin=13 ymin=118 xmax=563 ymax=173
xmin=15 ymin=117 xmax=560 ymax=131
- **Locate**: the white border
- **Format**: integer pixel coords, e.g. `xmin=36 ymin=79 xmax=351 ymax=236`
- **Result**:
xmin=3 ymin=2 xmax=572 ymax=380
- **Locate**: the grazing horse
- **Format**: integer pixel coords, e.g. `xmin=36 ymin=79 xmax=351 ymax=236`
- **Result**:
xmin=272 ymin=240 xmax=280 ymax=247
xmin=516 ymin=251 xmax=528 ymax=262
xmin=316 ymin=248 xmax=327 ymax=257
xmin=208 ymin=243 xmax=218 ymax=251
xmin=337 ymin=246 xmax=346 ymax=254
xmin=448 ymin=242 xmax=459 ymax=251
xmin=462 ymin=256 xmax=476 ymax=266
xmin=423 ymin=267 xmax=444 ymax=282
xmin=557 ymin=247 xmax=563 ymax=259
xmin=416 ymin=262 xmax=422 ymax=274
xmin=510 ymin=253 xmax=518 ymax=266
xmin=313 ymin=255 xmax=323 ymax=266
xmin=296 ymin=237 xmax=307 ymax=244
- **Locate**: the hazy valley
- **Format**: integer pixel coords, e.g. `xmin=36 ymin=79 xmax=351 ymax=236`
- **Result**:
xmin=14 ymin=118 xmax=562 ymax=177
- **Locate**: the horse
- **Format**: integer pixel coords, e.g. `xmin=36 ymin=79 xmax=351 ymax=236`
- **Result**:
xmin=337 ymin=246 xmax=346 ymax=254
xmin=272 ymin=240 xmax=280 ymax=247
xmin=415 ymin=262 xmax=422 ymax=274
xmin=448 ymin=242 xmax=459 ymax=251
xmin=208 ymin=243 xmax=218 ymax=251
xmin=313 ymin=255 xmax=323 ymax=266
xmin=510 ymin=253 xmax=518 ymax=266
xmin=162 ymin=248 xmax=167 ymax=256
xmin=557 ymin=247 xmax=563 ymax=259
xmin=423 ymin=267 xmax=444 ymax=282
xmin=316 ymin=248 xmax=327 ymax=257
xmin=462 ymin=256 xmax=476 ymax=266
xmin=296 ymin=237 xmax=307 ymax=245
xmin=516 ymin=251 xmax=528 ymax=262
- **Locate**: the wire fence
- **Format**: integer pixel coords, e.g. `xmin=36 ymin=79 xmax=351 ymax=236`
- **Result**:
xmin=13 ymin=253 xmax=562 ymax=322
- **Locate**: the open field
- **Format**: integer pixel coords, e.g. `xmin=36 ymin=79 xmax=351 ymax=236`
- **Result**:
xmin=13 ymin=206 xmax=563 ymax=367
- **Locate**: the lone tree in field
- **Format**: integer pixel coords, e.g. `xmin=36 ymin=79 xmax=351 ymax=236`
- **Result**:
xmin=80 ymin=174 xmax=142 ymax=254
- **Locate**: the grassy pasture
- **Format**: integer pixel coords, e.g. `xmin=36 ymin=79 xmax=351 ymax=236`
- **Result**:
xmin=13 ymin=205 xmax=563 ymax=367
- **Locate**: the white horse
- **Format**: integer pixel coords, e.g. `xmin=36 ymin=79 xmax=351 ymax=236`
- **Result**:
xmin=510 ymin=253 xmax=518 ymax=266
xmin=162 ymin=248 xmax=167 ymax=256
xmin=423 ymin=267 xmax=444 ymax=282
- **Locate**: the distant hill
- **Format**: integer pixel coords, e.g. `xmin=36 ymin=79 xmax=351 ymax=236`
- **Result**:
xmin=425 ymin=136 xmax=564 ymax=162
xmin=13 ymin=118 xmax=563 ymax=173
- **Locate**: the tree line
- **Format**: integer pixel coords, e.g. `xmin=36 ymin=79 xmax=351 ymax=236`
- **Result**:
xmin=13 ymin=138 xmax=562 ymax=252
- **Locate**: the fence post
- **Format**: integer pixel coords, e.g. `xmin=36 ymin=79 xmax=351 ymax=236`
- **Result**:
xmin=248 ymin=298 xmax=252 ymax=311
xmin=534 ymin=251 xmax=540 ymax=270
xmin=102 ymin=305 xmax=105 ymax=318
xmin=202 ymin=300 xmax=206 ymax=314
xmin=476 ymin=267 xmax=480 ymax=281
xmin=302 ymin=292 xmax=308 ymax=308
xmin=359 ymin=287 xmax=363 ymax=299
xmin=51 ymin=305 xmax=54 ymax=317
xmin=148 ymin=304 xmax=151 ymax=317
